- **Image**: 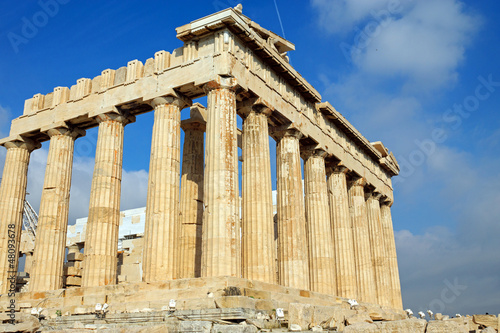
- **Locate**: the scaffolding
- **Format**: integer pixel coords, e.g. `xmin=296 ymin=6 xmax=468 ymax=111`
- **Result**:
xmin=23 ymin=200 xmax=38 ymax=247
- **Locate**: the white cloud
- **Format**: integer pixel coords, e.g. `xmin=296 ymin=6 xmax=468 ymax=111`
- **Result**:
xmin=120 ymin=169 xmax=149 ymax=211
xmin=357 ymin=0 xmax=479 ymax=90
xmin=1 ymin=146 xmax=149 ymax=227
xmin=311 ymin=0 xmax=391 ymax=34
xmin=312 ymin=0 xmax=500 ymax=315
xmin=67 ymin=156 xmax=94 ymax=222
xmin=396 ymin=227 xmax=500 ymax=315
xmin=67 ymin=156 xmax=149 ymax=223
xmin=393 ymin=143 xmax=500 ymax=315
xmin=314 ymin=0 xmax=481 ymax=91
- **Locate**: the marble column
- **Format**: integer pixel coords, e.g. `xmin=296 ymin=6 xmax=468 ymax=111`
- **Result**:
xmin=30 ymin=127 xmax=85 ymax=292
xmin=348 ymin=177 xmax=376 ymax=303
xmin=201 ymin=77 xmax=240 ymax=278
xmin=143 ymin=94 xmax=190 ymax=282
xmin=241 ymin=102 xmax=276 ymax=283
xmin=276 ymin=129 xmax=309 ymax=290
xmin=82 ymin=112 xmax=135 ymax=287
xmin=366 ymin=191 xmax=391 ymax=307
xmin=326 ymin=165 xmax=357 ymax=299
xmin=24 ymin=252 xmax=34 ymax=276
xmin=178 ymin=104 xmax=206 ymax=279
xmin=381 ymin=201 xmax=403 ymax=309
xmin=0 ymin=139 xmax=40 ymax=294
xmin=303 ymin=149 xmax=335 ymax=295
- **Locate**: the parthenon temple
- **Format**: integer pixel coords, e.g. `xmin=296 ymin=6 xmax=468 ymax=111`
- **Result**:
xmin=0 ymin=5 xmax=404 ymax=329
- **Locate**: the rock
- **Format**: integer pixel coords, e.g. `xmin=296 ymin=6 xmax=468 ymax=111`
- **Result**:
xmin=0 ymin=313 xmax=41 ymax=333
xmin=481 ymin=327 xmax=496 ymax=333
xmin=345 ymin=313 xmax=373 ymax=325
xmin=474 ymin=315 xmax=498 ymax=330
xmin=136 ymin=325 xmax=171 ymax=333
xmin=74 ymin=321 xmax=85 ymax=329
xmin=448 ymin=317 xmax=478 ymax=332
xmin=352 ymin=304 xmax=367 ymax=312
xmin=364 ymin=305 xmax=387 ymax=321
xmin=214 ymin=296 xmax=255 ymax=310
xmin=211 ymin=324 xmax=257 ymax=333
xmin=310 ymin=325 xmax=323 ymax=331
xmin=255 ymin=312 xmax=268 ymax=320
xmin=289 ymin=324 xmax=302 ymax=331
xmin=246 ymin=319 xmax=275 ymax=330
xmin=426 ymin=320 xmax=468 ymax=333
xmin=73 ymin=307 xmax=91 ymax=315
xmin=320 ymin=317 xmax=339 ymax=330
xmin=375 ymin=318 xmax=427 ymax=333
xmin=383 ymin=308 xmax=407 ymax=321
xmin=313 ymin=304 xmax=354 ymax=328
xmin=288 ymin=303 xmax=313 ymax=329
xmin=18 ymin=303 xmax=32 ymax=309
xmin=344 ymin=322 xmax=379 ymax=333
xmin=179 ymin=321 xmax=211 ymax=333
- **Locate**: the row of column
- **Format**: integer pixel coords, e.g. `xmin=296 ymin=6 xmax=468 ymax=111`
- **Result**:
xmin=0 ymin=77 xmax=402 ymax=310
xmin=138 ymin=78 xmax=401 ymax=309
xmin=273 ymin=129 xmax=402 ymax=308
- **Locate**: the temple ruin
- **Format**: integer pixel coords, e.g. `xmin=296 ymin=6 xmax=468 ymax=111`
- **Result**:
xmin=0 ymin=6 xmax=405 ymax=331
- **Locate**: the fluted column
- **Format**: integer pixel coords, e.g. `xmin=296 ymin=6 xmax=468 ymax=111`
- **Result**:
xmin=82 ymin=112 xmax=135 ymax=287
xmin=276 ymin=129 xmax=309 ymax=290
xmin=178 ymin=104 xmax=206 ymax=279
xmin=24 ymin=252 xmax=34 ymax=276
xmin=241 ymin=101 xmax=276 ymax=283
xmin=30 ymin=127 xmax=85 ymax=292
xmin=366 ymin=191 xmax=391 ymax=307
xmin=201 ymin=77 xmax=240 ymax=277
xmin=0 ymin=139 xmax=40 ymax=294
xmin=143 ymin=94 xmax=190 ymax=282
xmin=326 ymin=165 xmax=357 ymax=299
xmin=303 ymin=149 xmax=335 ymax=295
xmin=381 ymin=201 xmax=403 ymax=309
xmin=348 ymin=177 xmax=376 ymax=303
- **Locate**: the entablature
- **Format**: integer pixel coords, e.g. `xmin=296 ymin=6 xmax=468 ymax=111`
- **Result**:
xmin=2 ymin=7 xmax=399 ymax=200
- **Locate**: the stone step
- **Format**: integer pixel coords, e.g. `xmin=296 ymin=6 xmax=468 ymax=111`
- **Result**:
xmin=41 ymin=308 xmax=259 ymax=330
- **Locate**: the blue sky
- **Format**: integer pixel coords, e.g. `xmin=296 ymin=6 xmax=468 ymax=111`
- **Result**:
xmin=1 ymin=0 xmax=499 ymax=316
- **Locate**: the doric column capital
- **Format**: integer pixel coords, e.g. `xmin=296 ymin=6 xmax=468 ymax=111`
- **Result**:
xmin=348 ymin=177 xmax=366 ymax=188
xmin=271 ymin=127 xmax=303 ymax=141
xmin=326 ymin=162 xmax=349 ymax=175
xmin=366 ymin=190 xmax=383 ymax=201
xmin=150 ymin=89 xmax=192 ymax=110
xmin=301 ymin=147 xmax=328 ymax=160
xmin=203 ymin=76 xmax=240 ymax=93
xmin=238 ymin=97 xmax=274 ymax=118
xmin=1 ymin=136 xmax=41 ymax=152
xmin=381 ymin=196 xmax=394 ymax=207
xmin=45 ymin=126 xmax=86 ymax=140
xmin=95 ymin=112 xmax=136 ymax=126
